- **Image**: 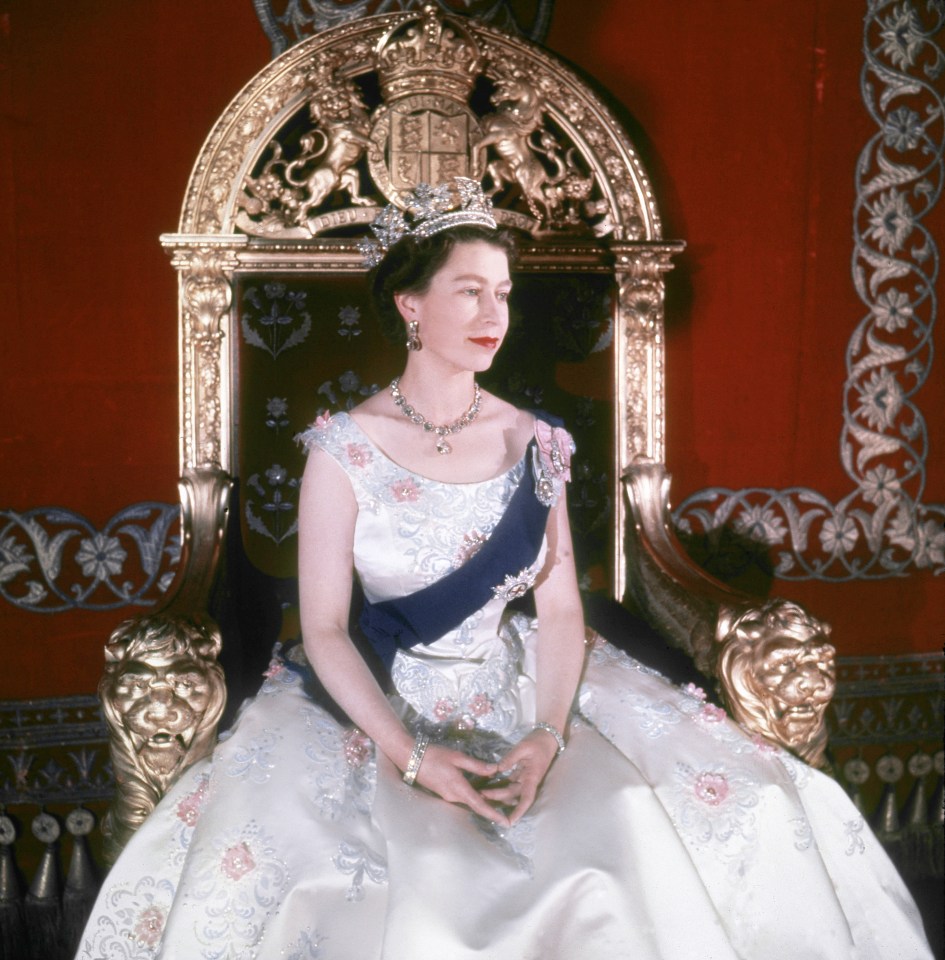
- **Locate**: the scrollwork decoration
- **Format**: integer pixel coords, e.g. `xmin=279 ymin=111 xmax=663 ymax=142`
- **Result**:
xmin=225 ymin=9 xmax=657 ymax=243
xmin=674 ymin=0 xmax=944 ymax=580
xmin=241 ymin=61 xmax=374 ymax=236
xmin=0 ymin=504 xmax=180 ymax=612
xmin=614 ymin=246 xmax=677 ymax=465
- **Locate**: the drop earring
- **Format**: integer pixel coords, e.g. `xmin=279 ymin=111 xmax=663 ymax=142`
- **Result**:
xmin=406 ymin=320 xmax=423 ymax=351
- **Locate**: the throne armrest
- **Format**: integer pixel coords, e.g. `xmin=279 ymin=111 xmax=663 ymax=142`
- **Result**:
xmin=622 ymin=460 xmax=837 ymax=768
xmin=98 ymin=467 xmax=231 ymax=859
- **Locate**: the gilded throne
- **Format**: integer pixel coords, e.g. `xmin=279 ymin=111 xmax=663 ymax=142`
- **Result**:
xmin=99 ymin=6 xmax=836 ymax=855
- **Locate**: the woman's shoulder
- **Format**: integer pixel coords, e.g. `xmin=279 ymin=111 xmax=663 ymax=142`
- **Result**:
xmin=295 ymin=410 xmax=358 ymax=457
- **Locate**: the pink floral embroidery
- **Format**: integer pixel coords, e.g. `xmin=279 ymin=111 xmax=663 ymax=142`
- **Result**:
xmin=751 ymin=733 xmax=779 ymax=753
xmin=468 ymin=693 xmax=493 ymax=718
xmin=262 ymin=659 xmax=284 ymax=680
xmin=433 ymin=698 xmax=457 ymax=721
xmin=133 ymin=905 xmax=165 ymax=947
xmin=346 ymin=443 xmax=372 ymax=468
xmin=456 ymin=530 xmax=487 ymax=565
xmin=315 ymin=411 xmax=332 ymax=429
xmin=391 ymin=478 xmax=421 ymax=502
xmin=699 ymin=703 xmax=727 ymax=723
xmin=343 ymin=729 xmax=372 ymax=767
xmin=534 ymin=421 xmax=573 ymax=481
xmin=694 ymin=771 xmax=730 ymax=807
xmin=221 ymin=842 xmax=256 ymax=881
xmin=176 ymin=777 xmax=209 ymax=827
xmin=683 ymin=683 xmax=707 ymax=701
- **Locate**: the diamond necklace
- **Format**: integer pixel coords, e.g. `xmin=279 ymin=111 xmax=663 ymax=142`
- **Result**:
xmin=390 ymin=377 xmax=482 ymax=455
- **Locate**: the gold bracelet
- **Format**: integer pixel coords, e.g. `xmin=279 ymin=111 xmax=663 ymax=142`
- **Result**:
xmin=533 ymin=721 xmax=566 ymax=756
xmin=402 ymin=732 xmax=430 ymax=786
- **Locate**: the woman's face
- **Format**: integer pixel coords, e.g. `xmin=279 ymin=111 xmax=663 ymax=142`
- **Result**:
xmin=395 ymin=240 xmax=511 ymax=374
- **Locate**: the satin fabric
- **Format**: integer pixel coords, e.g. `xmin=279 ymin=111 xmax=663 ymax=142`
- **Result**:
xmin=76 ymin=413 xmax=932 ymax=959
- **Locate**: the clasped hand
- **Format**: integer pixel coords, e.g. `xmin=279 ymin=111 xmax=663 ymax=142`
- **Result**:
xmin=413 ymin=729 xmax=559 ymax=826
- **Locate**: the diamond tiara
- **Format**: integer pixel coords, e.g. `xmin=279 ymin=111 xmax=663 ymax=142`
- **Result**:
xmin=359 ymin=177 xmax=497 ymax=268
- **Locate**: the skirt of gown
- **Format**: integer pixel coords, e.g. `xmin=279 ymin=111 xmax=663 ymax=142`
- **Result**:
xmin=76 ymin=624 xmax=934 ymax=960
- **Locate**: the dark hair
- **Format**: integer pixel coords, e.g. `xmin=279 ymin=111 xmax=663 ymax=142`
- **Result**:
xmin=368 ymin=225 xmax=517 ymax=344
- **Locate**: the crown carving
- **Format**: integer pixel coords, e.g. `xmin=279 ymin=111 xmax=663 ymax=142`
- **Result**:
xmin=376 ymin=6 xmax=482 ymax=103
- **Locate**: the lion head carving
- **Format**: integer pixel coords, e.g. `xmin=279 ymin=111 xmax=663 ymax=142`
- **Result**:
xmin=715 ymin=599 xmax=836 ymax=767
xmin=99 ymin=614 xmax=226 ymax=856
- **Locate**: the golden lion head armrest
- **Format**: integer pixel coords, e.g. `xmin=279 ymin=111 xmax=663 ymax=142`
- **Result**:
xmin=714 ymin=600 xmax=836 ymax=766
xmin=99 ymin=614 xmax=226 ymax=860
xmin=623 ymin=461 xmax=837 ymax=768
xmin=98 ymin=467 xmax=230 ymax=861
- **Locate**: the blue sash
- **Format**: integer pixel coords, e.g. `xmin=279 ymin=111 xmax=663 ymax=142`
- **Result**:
xmin=359 ymin=442 xmax=550 ymax=669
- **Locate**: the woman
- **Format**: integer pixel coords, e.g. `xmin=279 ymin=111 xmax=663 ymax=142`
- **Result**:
xmin=77 ymin=180 xmax=933 ymax=959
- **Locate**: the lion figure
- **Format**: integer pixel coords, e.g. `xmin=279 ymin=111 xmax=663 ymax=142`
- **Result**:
xmin=99 ymin=614 xmax=226 ymax=857
xmin=715 ymin=599 xmax=836 ymax=767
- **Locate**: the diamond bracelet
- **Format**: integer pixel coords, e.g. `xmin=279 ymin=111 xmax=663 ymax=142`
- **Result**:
xmin=533 ymin=721 xmax=566 ymax=756
xmin=402 ymin=732 xmax=430 ymax=786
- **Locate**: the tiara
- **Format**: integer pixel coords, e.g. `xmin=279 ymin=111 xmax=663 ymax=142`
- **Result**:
xmin=359 ymin=178 xmax=497 ymax=267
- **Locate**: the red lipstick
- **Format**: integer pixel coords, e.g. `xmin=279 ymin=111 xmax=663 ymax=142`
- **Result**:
xmin=470 ymin=337 xmax=499 ymax=349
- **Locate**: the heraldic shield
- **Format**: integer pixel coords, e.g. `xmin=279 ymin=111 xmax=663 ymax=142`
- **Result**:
xmin=370 ymin=96 xmax=484 ymax=203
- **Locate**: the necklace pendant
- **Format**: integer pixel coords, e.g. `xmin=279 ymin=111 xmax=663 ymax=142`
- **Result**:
xmin=390 ymin=378 xmax=480 ymax=458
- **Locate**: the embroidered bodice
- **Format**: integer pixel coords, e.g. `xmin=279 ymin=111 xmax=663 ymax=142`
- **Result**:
xmin=298 ymin=412 xmax=571 ymax=735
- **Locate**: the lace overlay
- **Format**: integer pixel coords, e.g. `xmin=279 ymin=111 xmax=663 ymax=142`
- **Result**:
xmin=300 ymin=413 xmax=553 ymax=734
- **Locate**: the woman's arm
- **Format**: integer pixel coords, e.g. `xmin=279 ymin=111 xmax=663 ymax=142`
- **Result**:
xmin=533 ymin=494 xmax=587 ymax=735
xmin=298 ymin=448 xmax=506 ymax=822
xmin=484 ymin=494 xmax=587 ymax=823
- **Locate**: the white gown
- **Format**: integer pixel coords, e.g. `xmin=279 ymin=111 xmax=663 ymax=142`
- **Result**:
xmin=77 ymin=412 xmax=933 ymax=960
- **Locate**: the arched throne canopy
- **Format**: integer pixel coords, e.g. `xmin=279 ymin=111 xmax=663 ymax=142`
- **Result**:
xmin=164 ymin=8 xmax=681 ymax=602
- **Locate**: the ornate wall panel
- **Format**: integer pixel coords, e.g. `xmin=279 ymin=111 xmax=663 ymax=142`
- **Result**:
xmin=673 ymin=0 xmax=944 ymax=582
xmin=0 ymin=505 xmax=180 ymax=613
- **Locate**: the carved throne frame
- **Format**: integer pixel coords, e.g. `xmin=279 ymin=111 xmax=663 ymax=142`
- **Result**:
xmin=100 ymin=8 xmax=837 ymax=855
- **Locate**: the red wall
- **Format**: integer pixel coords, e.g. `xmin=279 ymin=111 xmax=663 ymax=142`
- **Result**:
xmin=1 ymin=1 xmax=941 ymax=699
xmin=546 ymin=1 xmax=944 ymax=654
xmin=0 ymin=0 xmax=270 ymax=697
